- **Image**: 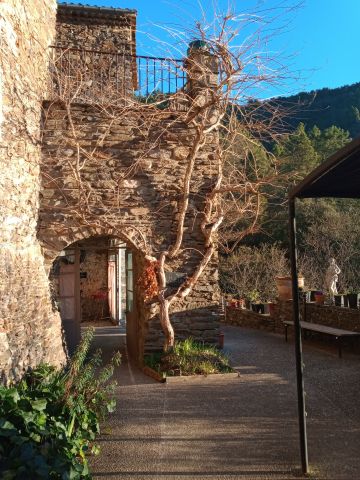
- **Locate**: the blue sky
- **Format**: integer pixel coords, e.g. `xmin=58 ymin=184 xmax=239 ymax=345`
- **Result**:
xmin=59 ymin=0 xmax=360 ymax=98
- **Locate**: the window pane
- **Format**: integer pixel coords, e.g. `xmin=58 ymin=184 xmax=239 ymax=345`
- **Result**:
xmin=127 ymin=290 xmax=133 ymax=312
xmin=127 ymin=270 xmax=133 ymax=290
xmin=127 ymin=252 xmax=133 ymax=269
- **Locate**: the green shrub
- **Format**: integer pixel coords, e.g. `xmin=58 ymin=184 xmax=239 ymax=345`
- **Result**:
xmin=145 ymin=337 xmax=233 ymax=376
xmin=0 ymin=328 xmax=120 ymax=479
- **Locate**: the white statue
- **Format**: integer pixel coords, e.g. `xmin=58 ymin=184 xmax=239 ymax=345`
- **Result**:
xmin=325 ymin=258 xmax=341 ymax=301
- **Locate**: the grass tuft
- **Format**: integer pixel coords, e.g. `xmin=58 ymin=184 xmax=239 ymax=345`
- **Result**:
xmin=144 ymin=337 xmax=233 ymax=377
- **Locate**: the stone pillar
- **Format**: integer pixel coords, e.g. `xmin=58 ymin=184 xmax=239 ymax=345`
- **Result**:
xmin=185 ymin=40 xmax=219 ymax=98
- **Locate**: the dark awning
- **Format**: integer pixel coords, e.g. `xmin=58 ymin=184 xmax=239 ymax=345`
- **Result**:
xmin=289 ymin=136 xmax=360 ymax=199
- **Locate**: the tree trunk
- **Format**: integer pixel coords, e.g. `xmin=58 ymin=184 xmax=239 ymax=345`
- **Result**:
xmin=157 ymin=252 xmax=174 ymax=351
xmin=158 ymin=293 xmax=175 ymax=351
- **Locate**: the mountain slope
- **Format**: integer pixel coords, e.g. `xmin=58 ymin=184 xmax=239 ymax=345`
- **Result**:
xmin=274 ymin=82 xmax=360 ymax=138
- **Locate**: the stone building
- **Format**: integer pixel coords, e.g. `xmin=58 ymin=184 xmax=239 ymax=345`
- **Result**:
xmin=0 ymin=0 xmax=66 ymax=382
xmin=0 ymin=1 xmax=221 ymax=382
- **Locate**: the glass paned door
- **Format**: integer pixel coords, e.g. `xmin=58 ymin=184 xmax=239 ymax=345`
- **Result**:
xmin=126 ymin=251 xmax=133 ymax=313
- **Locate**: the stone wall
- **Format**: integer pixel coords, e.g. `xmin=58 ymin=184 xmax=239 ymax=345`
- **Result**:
xmin=272 ymin=300 xmax=360 ymax=334
xmin=51 ymin=4 xmax=137 ymax=103
xmin=225 ymin=307 xmax=275 ymax=332
xmin=56 ymin=4 xmax=136 ymax=53
xmin=0 ymin=1 xmax=222 ymax=377
xmin=225 ymin=301 xmax=360 ymax=336
xmin=78 ymin=238 xmax=110 ymax=322
xmin=39 ymin=101 xmax=222 ymax=361
xmin=80 ymin=250 xmax=109 ymax=322
xmin=0 ymin=0 xmax=66 ymax=383
xmin=40 ymin=6 xmax=222 ymax=363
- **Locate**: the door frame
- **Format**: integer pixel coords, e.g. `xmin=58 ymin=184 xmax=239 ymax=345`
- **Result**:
xmin=59 ymin=246 xmax=81 ymax=354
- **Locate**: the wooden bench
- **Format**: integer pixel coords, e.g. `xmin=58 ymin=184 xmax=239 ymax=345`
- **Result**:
xmin=283 ymin=320 xmax=360 ymax=358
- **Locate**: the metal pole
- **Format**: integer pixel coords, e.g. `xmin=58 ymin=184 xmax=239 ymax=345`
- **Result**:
xmin=289 ymin=197 xmax=309 ymax=474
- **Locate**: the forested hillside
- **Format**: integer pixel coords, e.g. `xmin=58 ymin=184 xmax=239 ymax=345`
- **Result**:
xmin=221 ymin=82 xmax=360 ymax=299
xmin=274 ymin=82 xmax=360 ymax=138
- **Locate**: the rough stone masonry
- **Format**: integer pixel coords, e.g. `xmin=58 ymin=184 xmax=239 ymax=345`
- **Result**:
xmin=0 ymin=1 xmax=222 ymax=382
xmin=0 ymin=0 xmax=66 ymax=383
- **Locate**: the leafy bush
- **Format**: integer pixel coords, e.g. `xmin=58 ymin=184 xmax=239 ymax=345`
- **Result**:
xmin=145 ymin=338 xmax=233 ymax=376
xmin=0 ymin=328 xmax=120 ymax=479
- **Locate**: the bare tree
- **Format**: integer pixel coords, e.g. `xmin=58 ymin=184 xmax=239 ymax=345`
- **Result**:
xmin=43 ymin=7 xmax=293 ymax=351
xmin=220 ymin=243 xmax=289 ymax=301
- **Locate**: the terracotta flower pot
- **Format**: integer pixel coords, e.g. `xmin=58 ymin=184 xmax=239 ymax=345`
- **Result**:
xmin=275 ymin=276 xmax=292 ymax=300
xmin=238 ymin=299 xmax=245 ymax=309
xmin=314 ymin=293 xmax=325 ymax=305
xmin=275 ymin=276 xmax=305 ymax=301
xmin=268 ymin=302 xmax=276 ymax=316
xmin=347 ymin=293 xmax=358 ymax=309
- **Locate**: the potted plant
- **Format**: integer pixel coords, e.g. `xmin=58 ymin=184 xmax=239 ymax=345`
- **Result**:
xmin=334 ymin=293 xmax=342 ymax=307
xmin=249 ymin=290 xmax=266 ymax=314
xmin=347 ymin=289 xmax=358 ymax=309
xmin=334 ymin=293 xmax=348 ymax=307
xmin=314 ymin=291 xmax=325 ymax=305
xmin=230 ymin=298 xmax=237 ymax=308
xmin=307 ymin=289 xmax=319 ymax=302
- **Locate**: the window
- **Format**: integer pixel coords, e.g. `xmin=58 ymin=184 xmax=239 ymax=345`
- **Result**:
xmin=126 ymin=252 xmax=133 ymax=312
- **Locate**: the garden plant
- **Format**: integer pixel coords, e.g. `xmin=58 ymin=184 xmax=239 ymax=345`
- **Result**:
xmin=0 ymin=328 xmax=120 ymax=479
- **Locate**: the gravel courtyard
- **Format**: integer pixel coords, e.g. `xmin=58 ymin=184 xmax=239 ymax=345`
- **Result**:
xmin=89 ymin=325 xmax=360 ymax=480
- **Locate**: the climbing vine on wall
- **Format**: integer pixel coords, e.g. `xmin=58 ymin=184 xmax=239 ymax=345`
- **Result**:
xmin=138 ymin=260 xmax=159 ymax=303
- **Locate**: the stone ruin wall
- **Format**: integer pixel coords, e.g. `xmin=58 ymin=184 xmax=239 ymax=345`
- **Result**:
xmin=0 ymin=0 xmax=66 ymax=383
xmin=40 ymin=4 xmax=222 ymax=359
xmin=0 ymin=1 xmax=222 ymax=381
xmin=55 ymin=4 xmax=136 ymax=52
xmin=40 ymin=102 xmax=222 ymax=358
xmin=53 ymin=5 xmax=137 ymax=103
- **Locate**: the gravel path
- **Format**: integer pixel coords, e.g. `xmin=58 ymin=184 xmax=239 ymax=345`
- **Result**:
xmin=89 ymin=325 xmax=360 ymax=480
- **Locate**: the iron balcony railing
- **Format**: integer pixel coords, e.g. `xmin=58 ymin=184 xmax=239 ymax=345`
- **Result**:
xmin=48 ymin=46 xmax=187 ymax=104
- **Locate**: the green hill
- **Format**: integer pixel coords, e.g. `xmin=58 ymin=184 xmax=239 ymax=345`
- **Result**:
xmin=273 ymin=82 xmax=360 ymax=138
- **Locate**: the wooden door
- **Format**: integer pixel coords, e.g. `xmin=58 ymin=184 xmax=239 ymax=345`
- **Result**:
xmin=59 ymin=249 xmax=81 ymax=355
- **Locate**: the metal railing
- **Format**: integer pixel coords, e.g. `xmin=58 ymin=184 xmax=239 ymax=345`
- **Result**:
xmin=47 ymin=46 xmax=186 ymax=104
xmin=135 ymin=55 xmax=186 ymax=97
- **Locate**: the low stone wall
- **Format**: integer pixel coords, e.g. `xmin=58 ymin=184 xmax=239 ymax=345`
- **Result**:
xmin=225 ymin=307 xmax=275 ymax=332
xmin=273 ymin=300 xmax=360 ymax=334
xmin=225 ymin=301 xmax=360 ymax=336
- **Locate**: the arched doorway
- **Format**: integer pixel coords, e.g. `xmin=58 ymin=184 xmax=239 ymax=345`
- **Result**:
xmin=49 ymin=235 xmax=142 ymax=361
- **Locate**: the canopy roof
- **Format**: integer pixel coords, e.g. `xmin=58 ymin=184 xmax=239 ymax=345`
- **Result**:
xmin=289 ymin=135 xmax=360 ymax=199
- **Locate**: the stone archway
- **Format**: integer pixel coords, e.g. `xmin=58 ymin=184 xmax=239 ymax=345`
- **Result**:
xmin=40 ymin=224 xmax=148 ymax=272
xmin=41 ymin=227 xmax=149 ymax=365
